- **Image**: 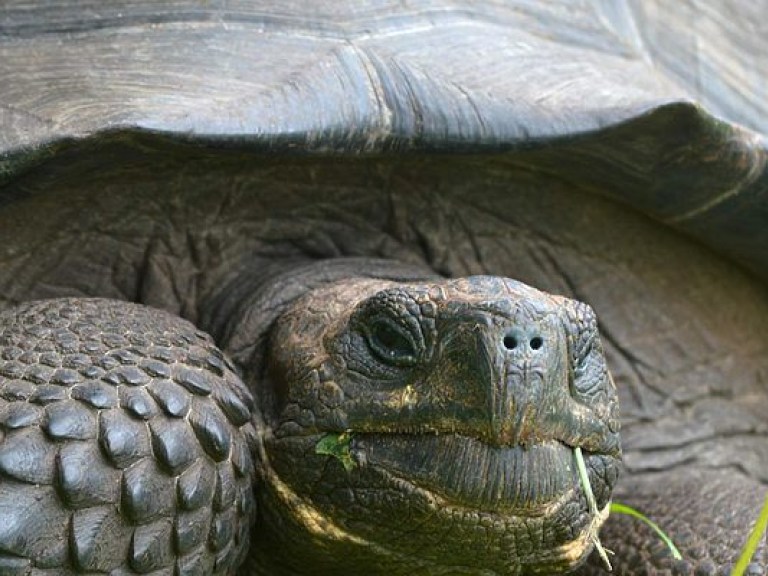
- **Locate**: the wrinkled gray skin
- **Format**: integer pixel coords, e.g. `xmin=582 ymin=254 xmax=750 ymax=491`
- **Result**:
xmin=1 ymin=1 xmax=768 ymax=575
xmin=0 ymin=152 xmax=766 ymax=576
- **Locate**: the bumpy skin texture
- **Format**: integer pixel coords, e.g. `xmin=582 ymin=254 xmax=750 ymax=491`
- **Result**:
xmin=0 ymin=299 xmax=256 ymax=575
xmin=244 ymin=275 xmax=620 ymax=575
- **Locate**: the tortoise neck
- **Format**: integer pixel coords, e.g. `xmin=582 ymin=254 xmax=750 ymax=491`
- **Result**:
xmin=198 ymin=257 xmax=437 ymax=377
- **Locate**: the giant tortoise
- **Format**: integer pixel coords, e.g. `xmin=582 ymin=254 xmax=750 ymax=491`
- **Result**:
xmin=0 ymin=2 xmax=766 ymax=575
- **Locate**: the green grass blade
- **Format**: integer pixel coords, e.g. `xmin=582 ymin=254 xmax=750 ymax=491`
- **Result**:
xmin=574 ymin=446 xmax=599 ymax=515
xmin=610 ymin=502 xmax=682 ymax=560
xmin=730 ymin=491 xmax=768 ymax=576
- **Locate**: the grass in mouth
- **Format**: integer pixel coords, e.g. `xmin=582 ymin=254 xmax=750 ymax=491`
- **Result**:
xmin=573 ymin=446 xmax=683 ymax=572
xmin=573 ymin=446 xmax=614 ymax=571
xmin=575 ymin=447 xmax=768 ymax=575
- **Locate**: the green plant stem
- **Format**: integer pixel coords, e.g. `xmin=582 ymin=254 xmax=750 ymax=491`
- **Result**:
xmin=573 ymin=446 xmax=613 ymax=571
xmin=730 ymin=491 xmax=768 ymax=576
xmin=609 ymin=503 xmax=682 ymax=561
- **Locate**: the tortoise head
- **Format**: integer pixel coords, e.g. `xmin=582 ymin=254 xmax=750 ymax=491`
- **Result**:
xmin=250 ymin=275 xmax=620 ymax=575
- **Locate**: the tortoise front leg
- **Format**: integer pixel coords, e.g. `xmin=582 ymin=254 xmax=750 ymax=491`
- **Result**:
xmin=0 ymin=298 xmax=257 ymax=575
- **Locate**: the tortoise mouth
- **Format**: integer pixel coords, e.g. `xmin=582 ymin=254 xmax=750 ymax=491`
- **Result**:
xmin=262 ymin=429 xmax=615 ymax=575
xmin=349 ymin=432 xmax=617 ymax=516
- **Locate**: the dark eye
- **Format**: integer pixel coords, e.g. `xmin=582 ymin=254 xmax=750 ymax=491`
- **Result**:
xmin=367 ymin=318 xmax=417 ymax=366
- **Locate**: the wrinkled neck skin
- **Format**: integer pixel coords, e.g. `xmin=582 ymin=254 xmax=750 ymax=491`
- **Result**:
xmin=200 ymin=258 xmax=620 ymax=576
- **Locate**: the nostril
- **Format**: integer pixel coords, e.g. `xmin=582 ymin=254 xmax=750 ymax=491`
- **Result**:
xmin=503 ymin=335 xmax=518 ymax=350
xmin=530 ymin=336 xmax=543 ymax=350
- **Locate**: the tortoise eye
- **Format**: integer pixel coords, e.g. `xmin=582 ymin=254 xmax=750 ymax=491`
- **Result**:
xmin=367 ymin=318 xmax=417 ymax=366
